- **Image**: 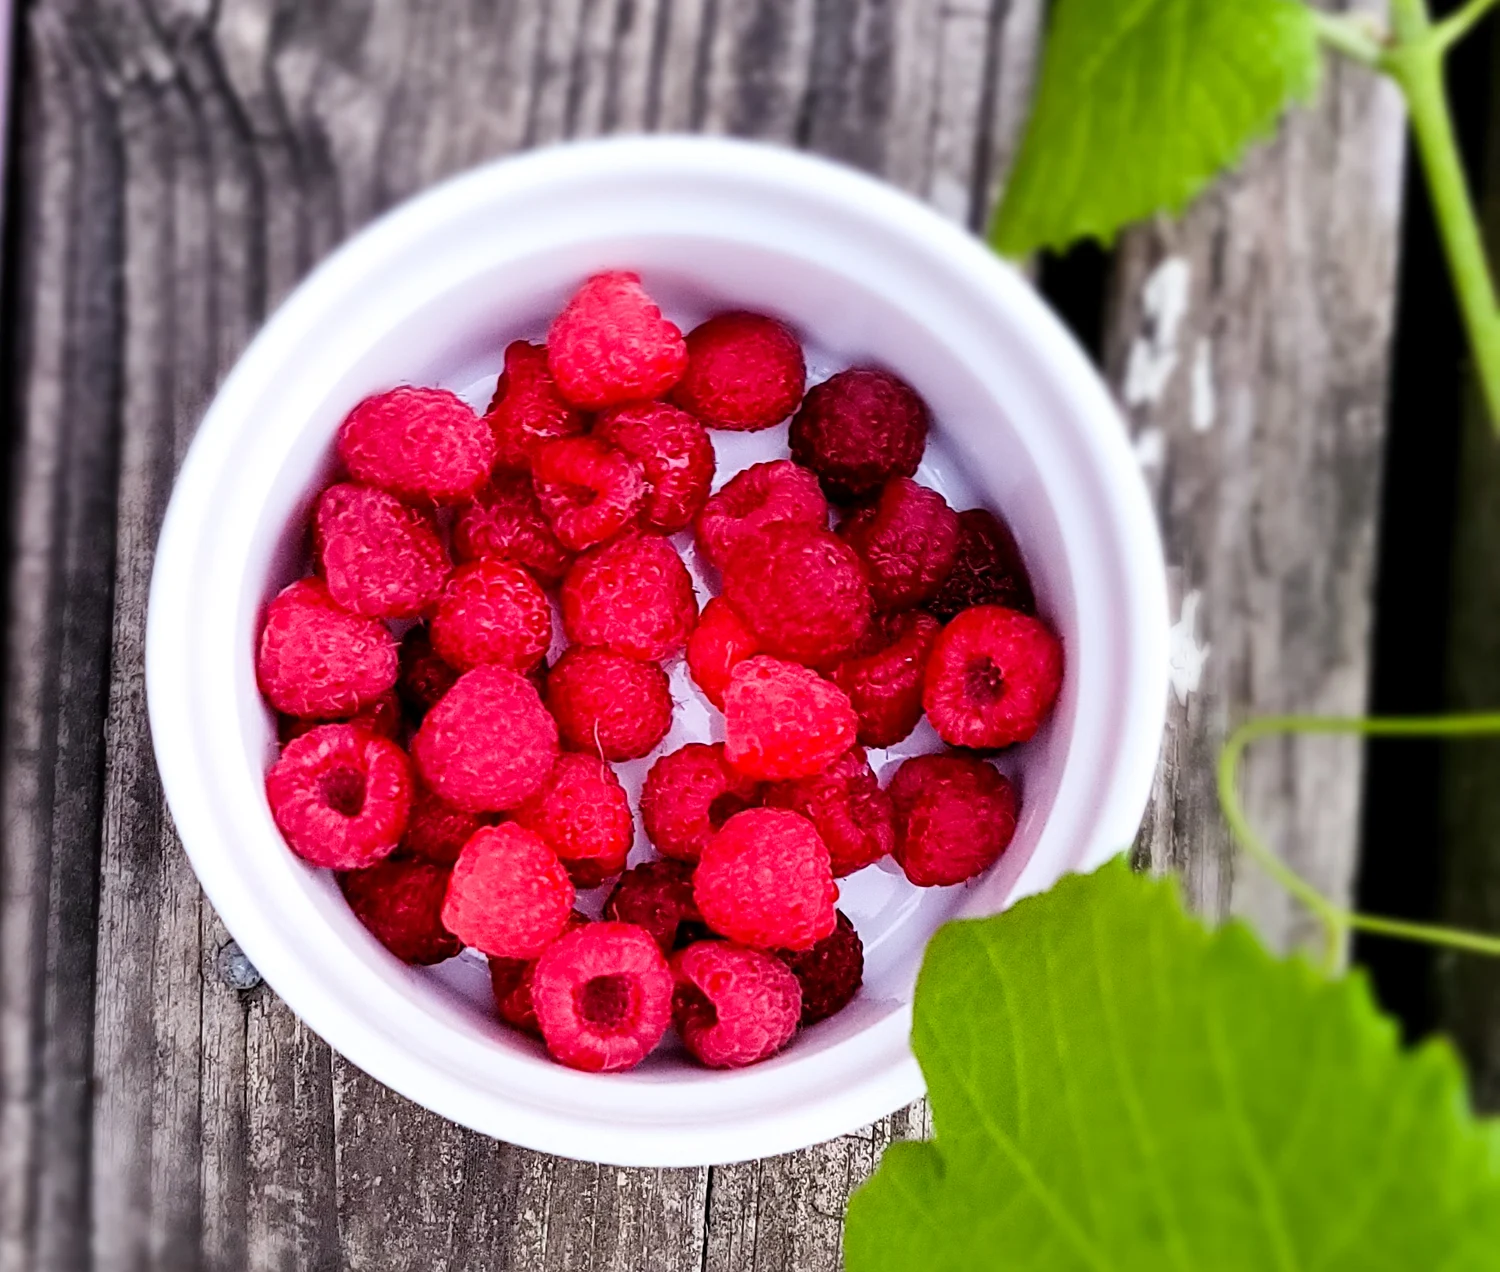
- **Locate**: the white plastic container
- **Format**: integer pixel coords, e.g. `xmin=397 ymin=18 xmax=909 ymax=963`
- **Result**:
xmin=147 ymin=136 xmax=1169 ymax=1167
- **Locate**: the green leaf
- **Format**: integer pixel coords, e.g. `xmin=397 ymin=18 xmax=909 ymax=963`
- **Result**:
xmin=991 ymin=0 xmax=1321 ymax=257
xmin=845 ymin=859 xmax=1500 ymax=1272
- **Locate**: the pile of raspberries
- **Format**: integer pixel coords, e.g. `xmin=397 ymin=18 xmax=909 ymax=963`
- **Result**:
xmin=258 ymin=271 xmax=1063 ymax=1074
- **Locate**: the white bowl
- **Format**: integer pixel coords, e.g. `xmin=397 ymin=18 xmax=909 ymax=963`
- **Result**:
xmin=147 ymin=136 xmax=1169 ymax=1167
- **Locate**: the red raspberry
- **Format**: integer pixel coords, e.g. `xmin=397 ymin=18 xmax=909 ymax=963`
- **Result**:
xmin=604 ymin=860 xmax=708 ymax=953
xmin=396 ymin=624 xmax=459 ymax=721
xmin=888 ymin=754 xmax=1018 ymax=886
xmin=723 ymin=657 xmax=858 ymax=782
xmin=685 ymin=597 xmax=761 ymax=709
xmin=531 ymin=922 xmax=674 ymax=1071
xmin=928 ymin=508 xmax=1035 ymax=620
xmin=923 ymin=605 xmax=1064 ymax=748
xmin=546 ymin=271 xmax=687 ymax=409
xmin=672 ymin=942 xmax=802 ymax=1068
xmin=694 ymin=808 xmax=837 ymax=950
xmin=838 ymin=478 xmax=960 ymax=611
xmin=484 ymin=340 xmax=587 ymax=469
xmin=532 ymin=436 xmax=646 ymax=552
xmin=561 ymin=531 xmax=697 ymax=663
xmin=441 ymin=822 xmax=576 ymax=958
xmin=829 ymin=610 xmax=941 ymax=748
xmin=266 ymin=724 xmax=412 ymax=869
xmin=763 ymin=747 xmax=893 ymax=877
xmin=546 ymin=647 xmax=673 ymax=762
xmin=411 ymin=665 xmax=558 ymax=811
xmin=777 ymin=910 xmax=863 ymax=1025
xmin=400 ymin=782 xmax=493 ymax=865
xmin=693 ymin=459 xmax=828 ymax=573
xmin=452 ymin=471 xmax=575 ymax=586
xmin=789 ymin=368 xmax=929 ymax=502
xmin=257 ymin=578 xmax=397 ymax=719
xmin=279 ymin=689 xmax=402 ymax=745
xmin=314 ymin=483 xmax=451 ymax=619
xmin=641 ymin=743 xmax=762 ymax=864
xmin=337 ymin=386 xmax=495 ymax=505
xmin=594 ymin=402 xmax=715 ymax=533
xmin=430 ymin=559 xmax=552 ymax=675
xmin=488 ymin=910 xmax=590 ymax=1037
xmin=513 ymin=752 xmax=633 ymax=888
xmin=339 ymin=856 xmax=462 ymax=965
xmin=720 ymin=523 xmax=871 ymax=667
xmin=671 ymin=312 xmax=806 ymax=431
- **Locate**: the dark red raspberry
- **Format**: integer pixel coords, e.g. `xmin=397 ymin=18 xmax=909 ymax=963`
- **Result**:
xmin=927 ymin=508 xmax=1035 ymax=620
xmin=672 ymin=942 xmax=801 ymax=1068
xmin=594 ymin=402 xmax=715 ymax=533
xmin=485 ymin=340 xmax=587 ymax=469
xmin=777 ymin=910 xmax=863 ymax=1025
xmin=430 ymin=559 xmax=552 ymax=674
xmin=339 ymin=856 xmax=462 ymax=965
xmin=400 ymin=782 xmax=493 ymax=865
xmin=441 ymin=822 xmax=576 ymax=958
xmin=531 ymin=922 xmax=674 ymax=1072
xmin=452 ymin=471 xmax=575 ymax=586
xmin=789 ymin=368 xmax=929 ymax=502
xmin=695 ymin=807 xmax=837 ymax=950
xmin=279 ymin=689 xmax=402 ymax=745
xmin=685 ymin=597 xmax=761 ymax=709
xmin=888 ymin=754 xmax=1018 ymax=886
xmin=257 ymin=578 xmax=398 ymax=719
xmin=923 ymin=605 xmax=1064 ymax=748
xmin=670 ymin=312 xmax=806 ymax=431
xmin=720 ymin=523 xmax=871 ymax=667
xmin=604 ymin=860 xmax=708 ymax=954
xmin=723 ymin=658 xmax=858 ymax=782
xmin=561 ymin=531 xmax=698 ymax=663
xmin=838 ymin=478 xmax=960 ymax=611
xmin=546 ymin=271 xmax=688 ymax=409
xmin=693 ymin=459 xmax=828 ymax=573
xmin=763 ymin=747 xmax=893 ymax=877
xmin=266 ymin=724 xmax=412 ymax=869
xmin=546 ymin=647 xmax=674 ymax=762
xmin=829 ymin=610 xmax=941 ymax=748
xmin=488 ymin=910 xmax=590 ymax=1037
xmin=314 ymin=482 xmax=451 ymax=619
xmin=641 ymin=743 xmax=762 ymax=864
xmin=337 ymin=386 xmax=495 ymax=505
xmin=411 ymin=665 xmax=559 ymax=811
xmin=396 ymin=624 xmax=459 ymax=721
xmin=532 ymin=436 xmax=646 ymax=552
xmin=513 ymin=752 xmax=633 ymax=888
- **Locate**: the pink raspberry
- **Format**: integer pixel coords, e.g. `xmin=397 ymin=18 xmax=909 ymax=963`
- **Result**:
xmin=777 ymin=910 xmax=863 ymax=1025
xmin=339 ymin=856 xmax=462 ymax=966
xmin=604 ymin=860 xmax=708 ymax=954
xmin=400 ymin=782 xmax=493 ymax=865
xmin=829 ymin=610 xmax=941 ymax=748
xmin=452 ymin=471 xmax=575 ymax=586
xmin=441 ymin=822 xmax=576 ymax=958
xmin=546 ymin=271 xmax=688 ymax=409
xmin=671 ymin=312 xmax=806 ymax=431
xmin=672 ymin=942 xmax=802 ymax=1068
xmin=396 ymin=624 xmax=459 ymax=721
xmin=546 ymin=647 xmax=673 ymax=762
xmin=888 ymin=754 xmax=1018 ymax=886
xmin=337 ymin=386 xmax=495 ymax=505
xmin=532 ymin=436 xmax=646 ymax=552
xmin=314 ymin=482 xmax=451 ymax=619
xmin=488 ymin=910 xmax=590 ymax=1037
xmin=531 ymin=922 xmax=674 ymax=1072
xmin=484 ymin=340 xmax=587 ymax=469
xmin=513 ymin=752 xmax=634 ymax=888
xmin=763 ymin=747 xmax=893 ymax=877
xmin=838 ymin=478 xmax=960 ymax=611
xmin=693 ymin=459 xmax=828 ymax=573
xmin=685 ymin=597 xmax=761 ymax=709
xmin=430 ymin=559 xmax=552 ymax=675
xmin=789 ymin=368 xmax=929 ymax=502
xmin=561 ymin=531 xmax=698 ymax=663
xmin=928 ymin=507 xmax=1035 ymax=620
xmin=594 ymin=402 xmax=716 ymax=533
xmin=694 ymin=808 xmax=837 ymax=950
xmin=257 ymin=578 xmax=397 ymax=719
xmin=923 ymin=605 xmax=1064 ymax=748
xmin=641 ymin=743 xmax=762 ymax=864
xmin=723 ymin=657 xmax=858 ymax=782
xmin=266 ymin=723 xmax=412 ymax=869
xmin=278 ymin=689 xmax=402 ymax=745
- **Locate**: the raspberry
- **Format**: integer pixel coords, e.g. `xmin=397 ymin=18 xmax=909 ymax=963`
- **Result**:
xmin=488 ymin=910 xmax=590 ymax=1037
xmin=441 ymin=822 xmax=576 ymax=958
xmin=546 ymin=271 xmax=688 ymax=409
xmin=513 ymin=752 xmax=633 ymax=888
xmin=672 ymin=942 xmax=802 ymax=1068
xmin=594 ymin=402 xmax=715 ymax=533
xmin=532 ymin=436 xmax=646 ymax=552
xmin=720 ymin=523 xmax=871 ymax=667
xmin=723 ymin=658 xmax=858 ymax=782
xmin=337 ymin=386 xmax=495 ymax=505
xmin=641 ymin=743 xmax=762 ymax=864
xmin=838 ymin=478 xmax=960 ymax=611
xmin=279 ymin=689 xmax=402 ymax=745
xmin=430 ymin=559 xmax=552 ymax=674
xmin=314 ymin=482 xmax=451 ymax=619
xmin=923 ymin=605 xmax=1064 ymax=749
xmin=339 ymin=856 xmax=462 ymax=965
xmin=396 ymin=624 xmax=459 ymax=721
xmin=604 ymin=860 xmax=708 ymax=953
xmin=400 ymin=782 xmax=493 ymax=865
xmin=257 ymin=578 xmax=397 ymax=719
xmin=694 ymin=808 xmax=837 ymax=950
xmin=829 ymin=610 xmax=941 ymax=748
xmin=927 ymin=508 xmax=1035 ymax=621
xmin=685 ymin=597 xmax=761 ymax=709
xmin=546 ymin=647 xmax=673 ymax=762
xmin=561 ymin=531 xmax=697 ymax=663
xmin=763 ymin=746 xmax=893 ymax=877
xmin=693 ymin=459 xmax=828 ymax=573
xmin=484 ymin=340 xmax=586 ymax=469
xmin=888 ymin=754 xmax=1018 ymax=886
xmin=777 ymin=910 xmax=863 ymax=1025
xmin=670 ymin=312 xmax=806 ymax=431
xmin=789 ymin=368 xmax=929 ymax=502
xmin=266 ymin=724 xmax=412 ymax=869
xmin=531 ymin=922 xmax=674 ymax=1072
xmin=411 ymin=665 xmax=559 ymax=811
xmin=452 ymin=471 xmax=575 ymax=586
